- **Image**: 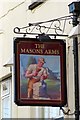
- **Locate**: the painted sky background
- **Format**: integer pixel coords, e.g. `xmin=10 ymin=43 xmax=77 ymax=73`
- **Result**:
xmin=20 ymin=54 xmax=60 ymax=76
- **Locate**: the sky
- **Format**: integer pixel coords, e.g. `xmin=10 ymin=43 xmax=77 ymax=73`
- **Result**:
xmin=20 ymin=54 xmax=60 ymax=74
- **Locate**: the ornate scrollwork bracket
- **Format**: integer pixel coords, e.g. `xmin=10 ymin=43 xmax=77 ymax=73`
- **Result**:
xmin=14 ymin=15 xmax=74 ymax=37
xmin=60 ymin=107 xmax=75 ymax=115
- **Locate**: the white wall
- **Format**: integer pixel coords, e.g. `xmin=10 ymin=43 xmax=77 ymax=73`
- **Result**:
xmin=0 ymin=0 xmax=76 ymax=118
xmin=66 ymin=38 xmax=75 ymax=118
xmin=0 ymin=1 xmax=74 ymax=77
xmin=0 ymin=83 xmax=1 ymax=118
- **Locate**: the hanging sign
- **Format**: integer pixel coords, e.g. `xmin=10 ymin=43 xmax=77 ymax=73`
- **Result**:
xmin=14 ymin=37 xmax=67 ymax=106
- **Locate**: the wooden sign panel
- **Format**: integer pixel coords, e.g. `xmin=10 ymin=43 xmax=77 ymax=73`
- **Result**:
xmin=14 ymin=37 xmax=67 ymax=106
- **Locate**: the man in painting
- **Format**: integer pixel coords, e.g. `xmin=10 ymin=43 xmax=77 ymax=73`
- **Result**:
xmin=25 ymin=57 xmax=48 ymax=98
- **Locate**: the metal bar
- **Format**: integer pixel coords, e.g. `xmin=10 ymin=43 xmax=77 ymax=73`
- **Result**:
xmin=14 ymin=31 xmax=68 ymax=37
xmin=73 ymin=38 xmax=79 ymax=120
xmin=72 ymin=13 xmax=79 ymax=120
xmin=28 ymin=15 xmax=74 ymax=25
xmin=13 ymin=15 xmax=74 ymax=36
xmin=73 ymin=38 xmax=79 ymax=119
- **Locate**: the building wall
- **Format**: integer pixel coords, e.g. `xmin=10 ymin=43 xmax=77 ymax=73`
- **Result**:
xmin=66 ymin=38 xmax=75 ymax=118
xmin=0 ymin=83 xmax=1 ymax=118
xmin=0 ymin=0 xmax=77 ymax=118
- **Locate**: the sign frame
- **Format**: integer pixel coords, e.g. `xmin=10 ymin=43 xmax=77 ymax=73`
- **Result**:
xmin=14 ymin=37 xmax=67 ymax=106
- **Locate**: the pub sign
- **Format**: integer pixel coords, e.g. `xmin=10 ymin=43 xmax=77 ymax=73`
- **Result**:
xmin=14 ymin=37 xmax=67 ymax=106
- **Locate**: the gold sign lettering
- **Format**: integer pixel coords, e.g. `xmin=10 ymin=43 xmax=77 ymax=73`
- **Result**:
xmin=35 ymin=44 xmax=44 ymax=49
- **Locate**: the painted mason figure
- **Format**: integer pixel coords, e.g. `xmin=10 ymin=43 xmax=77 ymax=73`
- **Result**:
xmin=25 ymin=57 xmax=48 ymax=98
